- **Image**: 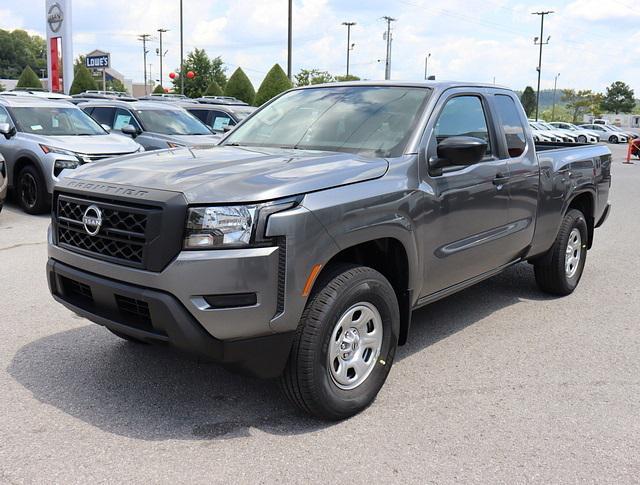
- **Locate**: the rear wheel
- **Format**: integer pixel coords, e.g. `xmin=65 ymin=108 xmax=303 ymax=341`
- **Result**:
xmin=533 ymin=209 xmax=588 ymax=296
xmin=280 ymin=264 xmax=399 ymax=420
xmin=608 ymin=135 xmax=618 ymax=144
xmin=17 ymin=165 xmax=48 ymax=214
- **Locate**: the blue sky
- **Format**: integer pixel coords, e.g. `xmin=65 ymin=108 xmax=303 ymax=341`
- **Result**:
xmin=2 ymin=0 xmax=639 ymax=93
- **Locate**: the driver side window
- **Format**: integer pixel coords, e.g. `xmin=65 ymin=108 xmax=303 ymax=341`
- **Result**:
xmin=434 ymin=96 xmax=492 ymax=155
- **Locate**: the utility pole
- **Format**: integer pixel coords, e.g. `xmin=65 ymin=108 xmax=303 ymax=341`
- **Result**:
xmin=157 ymin=28 xmax=169 ymax=88
xmin=287 ymin=0 xmax=292 ymax=80
xmin=138 ymin=34 xmax=151 ymax=94
xmin=424 ymin=52 xmax=431 ymax=80
xmin=180 ymin=0 xmax=184 ymax=94
xmin=551 ymin=72 xmax=560 ymax=121
xmin=532 ymin=10 xmax=553 ymax=121
xmin=342 ymin=22 xmax=356 ymax=77
xmin=382 ymin=16 xmax=396 ymax=80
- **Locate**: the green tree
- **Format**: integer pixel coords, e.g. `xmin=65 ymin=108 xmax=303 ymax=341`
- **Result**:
xmin=106 ymin=78 xmax=128 ymax=94
xmin=255 ymin=64 xmax=292 ymax=105
xmin=204 ymin=81 xmax=223 ymax=96
xmin=295 ymin=68 xmax=334 ymax=86
xmin=69 ymin=65 xmax=98 ymax=95
xmin=224 ymin=68 xmax=255 ymax=105
xmin=153 ymin=84 xmax=166 ymax=94
xmin=0 ymin=29 xmax=47 ymax=79
xmin=520 ymin=86 xmax=536 ymax=118
xmin=171 ymin=49 xmax=227 ymax=98
xmin=600 ymin=81 xmax=635 ymax=114
xmin=334 ymin=74 xmax=360 ymax=82
xmin=562 ymin=89 xmax=601 ymax=123
xmin=16 ymin=65 xmax=43 ymax=89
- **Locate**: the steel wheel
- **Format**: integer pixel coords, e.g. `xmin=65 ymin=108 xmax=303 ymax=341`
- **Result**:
xmin=328 ymin=302 xmax=383 ymax=390
xmin=565 ymin=228 xmax=582 ymax=278
xmin=19 ymin=171 xmax=38 ymax=209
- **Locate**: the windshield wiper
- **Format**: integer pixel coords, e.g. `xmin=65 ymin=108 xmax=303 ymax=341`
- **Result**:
xmin=225 ymin=142 xmax=245 ymax=147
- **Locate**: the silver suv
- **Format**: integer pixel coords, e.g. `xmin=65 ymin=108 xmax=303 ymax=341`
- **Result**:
xmin=0 ymin=96 xmax=143 ymax=213
xmin=80 ymin=100 xmax=221 ymax=151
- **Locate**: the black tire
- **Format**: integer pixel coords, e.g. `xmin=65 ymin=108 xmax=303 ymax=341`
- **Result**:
xmin=107 ymin=328 xmax=148 ymax=344
xmin=577 ymin=135 xmax=587 ymax=143
xmin=280 ymin=263 xmax=399 ymax=420
xmin=534 ymin=209 xmax=588 ymax=296
xmin=17 ymin=165 xmax=48 ymax=214
xmin=608 ymin=135 xmax=618 ymax=144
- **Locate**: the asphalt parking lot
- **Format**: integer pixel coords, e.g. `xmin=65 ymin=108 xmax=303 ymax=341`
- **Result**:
xmin=0 ymin=143 xmax=638 ymax=484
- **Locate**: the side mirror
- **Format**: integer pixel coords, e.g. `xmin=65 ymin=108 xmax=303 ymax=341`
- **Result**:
xmin=222 ymin=125 xmax=234 ymax=133
xmin=101 ymin=124 xmax=112 ymax=133
xmin=0 ymin=122 xmax=16 ymax=139
xmin=121 ymin=124 xmax=140 ymax=138
xmin=431 ymin=136 xmax=487 ymax=170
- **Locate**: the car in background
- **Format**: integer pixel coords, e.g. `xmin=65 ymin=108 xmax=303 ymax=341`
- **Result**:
xmin=529 ymin=122 xmax=562 ymax=142
xmin=580 ymin=123 xmax=628 ymax=144
xmin=608 ymin=125 xmax=638 ymax=140
xmin=177 ymin=101 xmax=257 ymax=133
xmin=0 ymin=96 xmax=143 ymax=213
xmin=70 ymin=91 xmax=137 ymax=104
xmin=530 ymin=121 xmax=577 ymax=143
xmin=549 ymin=122 xmax=600 ymax=144
xmin=0 ymin=152 xmax=7 ymax=213
xmin=197 ymin=96 xmax=249 ymax=106
xmin=138 ymin=93 xmax=190 ymax=102
xmin=0 ymin=89 xmax=72 ymax=101
xmin=80 ymin=99 xmax=221 ymax=150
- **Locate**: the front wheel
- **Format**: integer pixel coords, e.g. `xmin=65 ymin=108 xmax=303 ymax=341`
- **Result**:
xmin=608 ymin=135 xmax=619 ymax=144
xmin=17 ymin=165 xmax=48 ymax=214
xmin=533 ymin=209 xmax=588 ymax=295
xmin=577 ymin=135 xmax=587 ymax=143
xmin=280 ymin=264 xmax=399 ymax=420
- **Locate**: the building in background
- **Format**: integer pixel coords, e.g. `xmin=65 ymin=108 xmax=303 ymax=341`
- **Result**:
xmin=583 ymin=113 xmax=640 ymax=128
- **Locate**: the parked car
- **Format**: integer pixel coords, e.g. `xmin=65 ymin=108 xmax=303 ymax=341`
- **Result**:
xmin=607 ymin=125 xmax=638 ymax=140
xmin=549 ymin=122 xmax=600 ymax=144
xmin=530 ymin=121 xmax=577 ymax=143
xmin=71 ymin=91 xmax=138 ymax=104
xmin=48 ymin=81 xmax=611 ymax=420
xmin=580 ymin=124 xmax=628 ymax=144
xmin=0 ymin=96 xmax=143 ymax=214
xmin=80 ymin=100 xmax=221 ymax=150
xmin=197 ymin=96 xmax=249 ymax=106
xmin=0 ymin=89 xmax=72 ymax=101
xmin=177 ymin=101 xmax=256 ymax=133
xmin=529 ymin=122 xmax=562 ymax=142
xmin=0 ymin=152 xmax=6 ymax=213
xmin=138 ymin=93 xmax=190 ymax=102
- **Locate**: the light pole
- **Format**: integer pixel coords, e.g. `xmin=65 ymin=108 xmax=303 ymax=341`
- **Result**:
xmin=138 ymin=34 xmax=151 ymax=94
xmin=551 ymin=72 xmax=560 ymax=121
xmin=157 ymin=28 xmax=169 ymax=88
xmin=287 ymin=0 xmax=292 ymax=80
xmin=532 ymin=10 xmax=553 ymax=121
xmin=382 ymin=16 xmax=396 ymax=80
xmin=424 ymin=52 xmax=431 ymax=80
xmin=180 ymin=0 xmax=184 ymax=95
xmin=342 ymin=22 xmax=356 ymax=77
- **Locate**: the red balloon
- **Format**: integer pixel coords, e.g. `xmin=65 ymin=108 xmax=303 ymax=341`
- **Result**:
xmin=186 ymin=71 xmax=195 ymax=79
xmin=169 ymin=72 xmax=177 ymax=79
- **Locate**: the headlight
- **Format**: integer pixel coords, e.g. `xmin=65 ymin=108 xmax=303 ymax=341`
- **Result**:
xmin=54 ymin=159 xmax=81 ymax=177
xmin=40 ymin=144 xmax=78 ymax=157
xmin=184 ymin=206 xmax=257 ymax=249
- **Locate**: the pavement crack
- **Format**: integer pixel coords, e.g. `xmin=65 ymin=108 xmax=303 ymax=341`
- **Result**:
xmin=0 ymin=241 xmax=46 ymax=252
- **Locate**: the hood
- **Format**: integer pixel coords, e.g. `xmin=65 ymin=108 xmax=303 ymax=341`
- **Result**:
xmin=148 ymin=133 xmax=222 ymax=147
xmin=21 ymin=132 xmax=140 ymax=154
xmin=63 ymin=145 xmax=389 ymax=203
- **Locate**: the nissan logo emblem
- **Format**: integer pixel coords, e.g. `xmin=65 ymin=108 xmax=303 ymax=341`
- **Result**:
xmin=47 ymin=3 xmax=64 ymax=33
xmin=82 ymin=205 xmax=103 ymax=236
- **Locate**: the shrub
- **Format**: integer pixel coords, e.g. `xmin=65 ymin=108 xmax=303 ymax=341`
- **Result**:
xmin=16 ymin=66 xmax=43 ymax=89
xmin=69 ymin=65 xmax=98 ymax=95
xmin=224 ymin=68 xmax=255 ymax=105
xmin=255 ymin=64 xmax=292 ymax=106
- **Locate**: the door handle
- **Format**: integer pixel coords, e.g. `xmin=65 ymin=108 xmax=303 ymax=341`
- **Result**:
xmin=493 ymin=174 xmax=510 ymax=186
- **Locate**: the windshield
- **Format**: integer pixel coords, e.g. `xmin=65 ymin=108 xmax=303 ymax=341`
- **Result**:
xmin=135 ymin=109 xmax=211 ymax=135
xmin=224 ymin=86 xmax=432 ymax=157
xmin=229 ymin=107 xmax=256 ymax=120
xmin=531 ymin=122 xmax=547 ymax=130
xmin=12 ymin=106 xmax=106 ymax=136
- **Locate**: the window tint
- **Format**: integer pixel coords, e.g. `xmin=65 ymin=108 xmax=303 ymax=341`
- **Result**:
xmin=210 ymin=111 xmax=234 ymax=131
xmin=89 ymin=107 xmax=115 ymax=127
xmin=188 ymin=109 xmax=209 ymax=124
xmin=494 ymin=94 xmax=526 ymax=158
xmin=114 ymin=108 xmax=139 ymax=130
xmin=434 ymin=96 xmax=491 ymax=155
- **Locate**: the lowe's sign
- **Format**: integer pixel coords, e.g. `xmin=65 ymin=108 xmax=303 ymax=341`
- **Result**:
xmin=85 ymin=54 xmax=110 ymax=69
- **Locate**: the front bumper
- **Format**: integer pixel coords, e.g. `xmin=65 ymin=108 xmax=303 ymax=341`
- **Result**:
xmin=47 ymin=258 xmax=295 ymax=378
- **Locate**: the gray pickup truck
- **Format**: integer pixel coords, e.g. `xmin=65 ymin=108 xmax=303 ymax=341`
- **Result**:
xmin=47 ymin=82 xmax=611 ymax=420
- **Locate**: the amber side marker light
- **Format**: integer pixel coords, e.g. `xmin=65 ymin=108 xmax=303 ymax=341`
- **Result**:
xmin=302 ymin=264 xmax=323 ymax=297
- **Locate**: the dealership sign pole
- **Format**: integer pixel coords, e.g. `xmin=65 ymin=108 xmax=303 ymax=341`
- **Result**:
xmin=46 ymin=0 xmax=74 ymax=93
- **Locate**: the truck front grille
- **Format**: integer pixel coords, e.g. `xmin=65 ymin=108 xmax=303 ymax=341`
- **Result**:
xmin=55 ymin=195 xmax=154 ymax=268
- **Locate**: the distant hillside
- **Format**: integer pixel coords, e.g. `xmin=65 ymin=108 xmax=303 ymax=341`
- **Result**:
xmin=515 ymin=89 xmax=564 ymax=109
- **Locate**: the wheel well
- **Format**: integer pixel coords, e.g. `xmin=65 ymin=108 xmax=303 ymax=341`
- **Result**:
xmin=567 ymin=192 xmax=594 ymax=248
xmin=12 ymin=157 xmax=38 ymax=187
xmin=318 ymin=238 xmax=412 ymax=345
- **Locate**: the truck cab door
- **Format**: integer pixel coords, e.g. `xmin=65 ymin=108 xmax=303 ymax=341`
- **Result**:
xmin=418 ymin=91 xmax=513 ymax=296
